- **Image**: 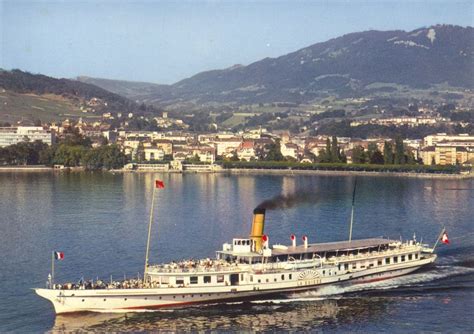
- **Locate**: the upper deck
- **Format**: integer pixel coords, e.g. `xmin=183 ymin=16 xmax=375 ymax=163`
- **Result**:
xmin=217 ymin=237 xmax=397 ymax=258
xmin=271 ymin=238 xmax=396 ymax=256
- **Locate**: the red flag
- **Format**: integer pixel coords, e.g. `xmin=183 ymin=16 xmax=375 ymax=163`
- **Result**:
xmin=54 ymin=252 xmax=64 ymax=260
xmin=155 ymin=180 xmax=165 ymax=188
xmin=441 ymin=232 xmax=449 ymax=244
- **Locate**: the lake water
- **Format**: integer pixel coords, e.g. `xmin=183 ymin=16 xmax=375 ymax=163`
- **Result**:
xmin=0 ymin=172 xmax=473 ymax=332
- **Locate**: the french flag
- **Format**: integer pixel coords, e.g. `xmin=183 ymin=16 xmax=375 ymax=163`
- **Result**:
xmin=441 ymin=232 xmax=450 ymax=244
xmin=54 ymin=252 xmax=65 ymax=260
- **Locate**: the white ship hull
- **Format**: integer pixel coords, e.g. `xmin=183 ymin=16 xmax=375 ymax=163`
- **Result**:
xmin=35 ymin=255 xmax=435 ymax=314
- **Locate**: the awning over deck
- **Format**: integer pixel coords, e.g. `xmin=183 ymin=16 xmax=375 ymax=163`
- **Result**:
xmin=271 ymin=238 xmax=395 ymax=256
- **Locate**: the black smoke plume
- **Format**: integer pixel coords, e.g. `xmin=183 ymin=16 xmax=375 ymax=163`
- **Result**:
xmin=255 ymin=192 xmax=320 ymax=211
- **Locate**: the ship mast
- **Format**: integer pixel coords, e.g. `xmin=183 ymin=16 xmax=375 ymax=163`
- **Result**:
xmin=348 ymin=178 xmax=357 ymax=242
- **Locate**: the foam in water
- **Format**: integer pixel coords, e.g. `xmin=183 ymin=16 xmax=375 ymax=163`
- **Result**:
xmin=250 ymin=265 xmax=474 ymax=304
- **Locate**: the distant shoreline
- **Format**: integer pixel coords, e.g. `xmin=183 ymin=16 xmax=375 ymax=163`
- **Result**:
xmin=225 ymin=168 xmax=473 ymax=179
xmin=0 ymin=165 xmax=472 ymax=179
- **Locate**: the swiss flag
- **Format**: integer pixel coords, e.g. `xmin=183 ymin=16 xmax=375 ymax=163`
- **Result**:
xmin=441 ymin=232 xmax=450 ymax=244
xmin=54 ymin=252 xmax=64 ymax=260
xmin=155 ymin=180 xmax=165 ymax=189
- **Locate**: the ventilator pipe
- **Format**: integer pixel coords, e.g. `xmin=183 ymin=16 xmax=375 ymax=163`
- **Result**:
xmin=290 ymin=234 xmax=296 ymax=247
xmin=302 ymin=235 xmax=308 ymax=248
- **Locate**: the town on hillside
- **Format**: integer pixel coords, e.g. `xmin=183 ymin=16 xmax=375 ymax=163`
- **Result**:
xmin=0 ymin=98 xmax=473 ymax=173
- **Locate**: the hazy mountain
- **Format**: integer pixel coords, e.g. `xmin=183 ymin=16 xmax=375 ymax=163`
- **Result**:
xmin=0 ymin=69 xmax=143 ymax=118
xmin=82 ymin=25 xmax=474 ymax=106
xmin=76 ymin=76 xmax=170 ymax=101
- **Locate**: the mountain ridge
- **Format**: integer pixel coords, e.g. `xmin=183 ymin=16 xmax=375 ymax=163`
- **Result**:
xmin=79 ymin=24 xmax=474 ymax=106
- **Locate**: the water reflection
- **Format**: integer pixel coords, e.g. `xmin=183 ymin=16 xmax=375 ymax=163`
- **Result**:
xmin=51 ymin=296 xmax=393 ymax=332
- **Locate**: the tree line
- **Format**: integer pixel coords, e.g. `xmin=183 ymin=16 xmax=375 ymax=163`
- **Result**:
xmin=0 ymin=130 xmax=127 ymax=170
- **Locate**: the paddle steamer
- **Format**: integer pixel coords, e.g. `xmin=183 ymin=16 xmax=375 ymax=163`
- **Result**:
xmin=35 ymin=181 xmax=445 ymax=314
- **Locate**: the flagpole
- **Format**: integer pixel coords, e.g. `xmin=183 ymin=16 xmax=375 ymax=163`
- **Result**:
xmin=144 ymin=182 xmax=157 ymax=281
xmin=432 ymin=226 xmax=446 ymax=252
xmin=349 ymin=179 xmax=357 ymax=242
xmin=51 ymin=251 xmax=55 ymax=288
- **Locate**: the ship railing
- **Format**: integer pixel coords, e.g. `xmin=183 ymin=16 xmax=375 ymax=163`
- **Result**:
xmin=327 ymin=244 xmax=422 ymax=263
xmin=148 ymin=262 xmax=243 ymax=274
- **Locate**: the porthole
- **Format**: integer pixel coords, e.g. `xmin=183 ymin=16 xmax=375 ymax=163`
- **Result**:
xmin=124 ymin=298 xmax=127 ymax=301
xmin=173 ymin=296 xmax=176 ymax=299
xmin=82 ymin=299 xmax=85 ymax=302
xmin=103 ymin=299 xmax=106 ymax=301
xmin=159 ymin=297 xmax=162 ymax=300
xmin=145 ymin=297 xmax=148 ymax=300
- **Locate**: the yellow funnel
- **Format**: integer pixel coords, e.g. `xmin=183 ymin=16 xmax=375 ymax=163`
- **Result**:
xmin=250 ymin=208 xmax=266 ymax=252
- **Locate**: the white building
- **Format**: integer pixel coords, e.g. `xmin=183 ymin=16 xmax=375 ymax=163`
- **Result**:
xmin=424 ymin=133 xmax=474 ymax=147
xmin=0 ymin=126 xmax=54 ymax=147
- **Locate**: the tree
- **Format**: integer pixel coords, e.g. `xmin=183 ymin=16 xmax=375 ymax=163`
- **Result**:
xmin=352 ymin=146 xmax=367 ymax=164
xmin=394 ymin=136 xmax=405 ymax=165
xmin=318 ymin=138 xmax=332 ymax=163
xmin=368 ymin=143 xmax=384 ymax=164
xmin=331 ymin=136 xmax=340 ymax=162
xmin=134 ymin=142 xmax=145 ymax=163
xmin=265 ymin=140 xmax=284 ymax=161
xmin=383 ymin=141 xmax=394 ymax=165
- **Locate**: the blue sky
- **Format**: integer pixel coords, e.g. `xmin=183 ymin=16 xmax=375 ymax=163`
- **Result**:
xmin=1 ymin=0 xmax=473 ymax=84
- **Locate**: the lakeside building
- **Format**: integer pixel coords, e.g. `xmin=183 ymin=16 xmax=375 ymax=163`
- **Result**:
xmin=0 ymin=126 xmax=54 ymax=147
xmin=423 ymin=133 xmax=474 ymax=146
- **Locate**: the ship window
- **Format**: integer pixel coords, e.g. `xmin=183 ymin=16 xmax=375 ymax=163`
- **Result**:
xmin=352 ymin=263 xmax=356 ymax=269
xmin=190 ymin=276 xmax=198 ymax=284
xmin=401 ymin=255 xmax=406 ymax=262
xmin=176 ymin=278 xmax=184 ymax=285
xmin=385 ymin=258 xmax=390 ymax=264
xmin=338 ymin=264 xmax=341 ymax=270
xmin=250 ymin=276 xmax=253 ymax=282
xmin=82 ymin=299 xmax=85 ymax=302
xmin=258 ymin=279 xmax=261 ymax=283
xmin=217 ymin=275 xmax=224 ymax=283
xmin=274 ymin=278 xmax=277 ymax=282
xmin=161 ymin=276 xmax=169 ymax=284
xmin=204 ymin=276 xmax=211 ymax=283
xmin=415 ymin=253 xmax=419 ymax=259
xmin=241 ymin=274 xmax=244 ymax=281
xmin=393 ymin=257 xmax=398 ymax=263
xmin=378 ymin=260 xmax=382 ymax=266
xmin=344 ymin=264 xmax=349 ymax=270
xmin=408 ymin=254 xmax=413 ymax=260
xmin=323 ymin=270 xmax=325 ymax=275
xmin=281 ymin=274 xmax=285 ymax=280
xmin=104 ymin=299 xmax=106 ymax=301
xmin=266 ymin=279 xmax=269 ymax=283
xmin=289 ymin=274 xmax=292 ymax=279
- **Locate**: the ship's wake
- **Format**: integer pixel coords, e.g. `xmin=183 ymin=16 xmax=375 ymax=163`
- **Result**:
xmin=248 ymin=264 xmax=474 ymax=305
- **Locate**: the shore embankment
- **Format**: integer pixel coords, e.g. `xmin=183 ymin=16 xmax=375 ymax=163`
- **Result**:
xmin=0 ymin=165 xmax=472 ymax=179
xmin=225 ymin=168 xmax=473 ymax=179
